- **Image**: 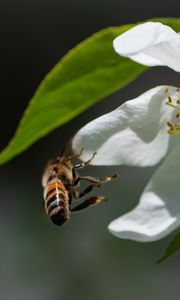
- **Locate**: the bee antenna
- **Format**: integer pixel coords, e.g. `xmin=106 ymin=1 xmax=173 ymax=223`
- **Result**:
xmin=56 ymin=156 xmax=61 ymax=162
xmin=58 ymin=139 xmax=72 ymax=160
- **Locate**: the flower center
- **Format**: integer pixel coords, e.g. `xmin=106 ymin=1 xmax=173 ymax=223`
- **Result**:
xmin=165 ymin=87 xmax=180 ymax=135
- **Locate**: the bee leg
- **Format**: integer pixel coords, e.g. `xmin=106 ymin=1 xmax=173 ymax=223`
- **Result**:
xmin=72 ymin=174 xmax=118 ymax=188
xmin=73 ymin=152 xmax=96 ymax=170
xmin=77 ymin=183 xmax=95 ymax=198
xmin=72 ymin=174 xmax=118 ymax=200
xmin=70 ymin=196 xmax=107 ymax=212
xmin=71 ymin=153 xmax=97 ymax=184
xmin=67 ymin=148 xmax=84 ymax=161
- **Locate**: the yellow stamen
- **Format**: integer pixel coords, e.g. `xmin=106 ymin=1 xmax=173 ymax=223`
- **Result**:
xmin=168 ymin=96 xmax=172 ymax=103
xmin=165 ymin=91 xmax=180 ymax=135
xmin=175 ymin=124 xmax=180 ymax=129
xmin=164 ymin=88 xmax=169 ymax=93
xmin=165 ymin=102 xmax=180 ymax=111
xmin=167 ymin=121 xmax=174 ymax=129
xmin=168 ymin=129 xmax=180 ymax=135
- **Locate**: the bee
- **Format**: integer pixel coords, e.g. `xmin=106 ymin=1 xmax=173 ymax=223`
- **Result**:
xmin=42 ymin=149 xmax=118 ymax=226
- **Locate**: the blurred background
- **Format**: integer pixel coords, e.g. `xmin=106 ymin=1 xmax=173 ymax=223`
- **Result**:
xmin=0 ymin=0 xmax=180 ymax=299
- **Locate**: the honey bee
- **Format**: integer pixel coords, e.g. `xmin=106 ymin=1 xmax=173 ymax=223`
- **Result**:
xmin=42 ymin=149 xmax=118 ymax=226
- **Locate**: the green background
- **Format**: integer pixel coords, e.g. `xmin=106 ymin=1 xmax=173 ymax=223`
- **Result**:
xmin=0 ymin=0 xmax=180 ymax=299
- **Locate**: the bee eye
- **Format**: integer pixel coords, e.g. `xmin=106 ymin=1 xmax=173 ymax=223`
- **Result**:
xmin=61 ymin=175 xmax=66 ymax=180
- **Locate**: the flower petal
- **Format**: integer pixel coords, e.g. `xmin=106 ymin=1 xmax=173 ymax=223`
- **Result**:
xmin=72 ymin=86 xmax=178 ymax=166
xmin=108 ymin=144 xmax=180 ymax=241
xmin=113 ymin=22 xmax=180 ymax=72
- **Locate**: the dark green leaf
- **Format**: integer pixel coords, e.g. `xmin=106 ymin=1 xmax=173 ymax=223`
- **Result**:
xmin=0 ymin=18 xmax=180 ymax=164
xmin=157 ymin=231 xmax=180 ymax=264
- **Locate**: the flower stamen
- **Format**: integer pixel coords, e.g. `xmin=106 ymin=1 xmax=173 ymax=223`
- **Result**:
xmin=164 ymin=88 xmax=169 ymax=93
xmin=165 ymin=101 xmax=180 ymax=110
xmin=165 ymin=89 xmax=180 ymax=135
xmin=168 ymin=96 xmax=172 ymax=103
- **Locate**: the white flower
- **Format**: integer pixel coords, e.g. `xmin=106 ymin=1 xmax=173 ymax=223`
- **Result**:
xmin=113 ymin=21 xmax=180 ymax=72
xmin=72 ymin=22 xmax=180 ymax=242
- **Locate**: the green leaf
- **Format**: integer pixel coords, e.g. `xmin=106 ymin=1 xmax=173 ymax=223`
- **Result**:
xmin=157 ymin=231 xmax=180 ymax=264
xmin=1 ymin=18 xmax=180 ymax=165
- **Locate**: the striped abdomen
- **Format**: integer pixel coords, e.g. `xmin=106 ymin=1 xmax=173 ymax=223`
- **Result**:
xmin=44 ymin=178 xmax=70 ymax=225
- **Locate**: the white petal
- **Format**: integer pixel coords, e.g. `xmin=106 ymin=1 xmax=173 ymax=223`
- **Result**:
xmin=108 ymin=144 xmax=180 ymax=242
xmin=72 ymin=86 xmax=178 ymax=166
xmin=113 ymin=22 xmax=180 ymax=72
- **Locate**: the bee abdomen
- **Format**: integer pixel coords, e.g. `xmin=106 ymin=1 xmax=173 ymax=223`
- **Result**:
xmin=44 ymin=179 xmax=70 ymax=226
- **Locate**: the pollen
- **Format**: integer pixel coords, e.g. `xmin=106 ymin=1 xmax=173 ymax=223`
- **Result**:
xmin=164 ymin=88 xmax=169 ymax=93
xmin=168 ymin=96 xmax=172 ymax=103
xmin=167 ymin=121 xmax=174 ymax=128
